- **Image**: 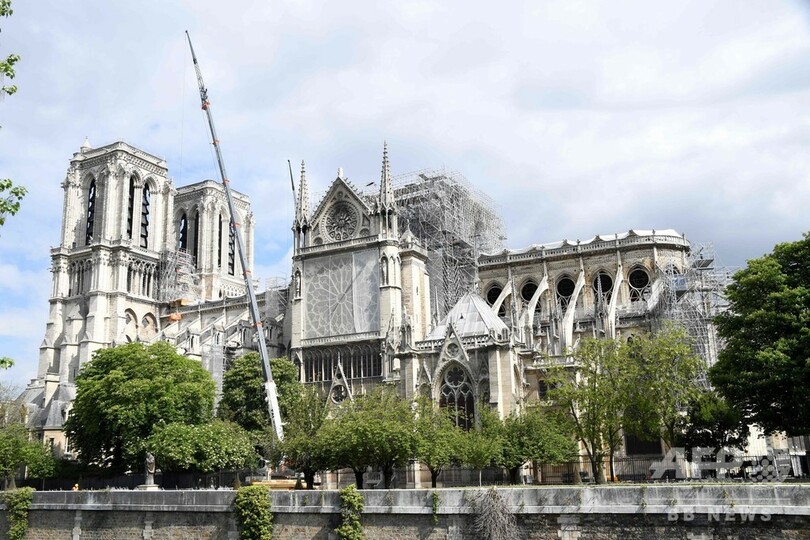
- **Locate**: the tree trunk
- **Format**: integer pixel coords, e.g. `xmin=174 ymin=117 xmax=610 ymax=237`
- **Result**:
xmin=478 ymin=469 xmax=482 ymax=487
xmin=383 ymin=466 xmax=394 ymax=489
xmin=591 ymin=456 xmax=606 ymax=484
xmin=303 ymin=468 xmax=316 ymax=490
xmin=353 ymin=469 xmax=364 ymax=489
xmin=509 ymin=466 xmax=522 ymax=485
xmin=609 ymin=449 xmax=616 ymax=482
xmin=430 ymin=469 xmax=439 ymax=489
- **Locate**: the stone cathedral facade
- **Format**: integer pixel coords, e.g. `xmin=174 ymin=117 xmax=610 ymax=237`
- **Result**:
xmin=22 ymin=139 xmax=701 ymax=461
xmin=21 ymin=140 xmax=260 ymax=455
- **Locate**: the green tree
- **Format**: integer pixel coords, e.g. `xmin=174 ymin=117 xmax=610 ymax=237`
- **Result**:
xmin=65 ymin=342 xmax=215 ymax=472
xmin=0 ymin=384 xmax=54 ymax=488
xmin=279 ymin=385 xmax=328 ymax=489
xmin=623 ymin=325 xmax=704 ymax=448
xmin=218 ymin=353 xmax=300 ymax=432
xmin=0 ymin=424 xmax=55 ymax=488
xmin=546 ymin=338 xmax=626 ymax=483
xmin=676 ymin=388 xmax=749 ymax=457
xmin=460 ymin=404 xmax=503 ymax=487
xmin=0 ymin=357 xmax=13 ymax=369
xmin=0 ymin=1 xmax=26 ymax=230
xmin=413 ymin=397 xmax=465 ymax=488
xmin=501 ymin=407 xmax=578 ymax=484
xmin=710 ymin=233 xmax=810 ymax=435
xmin=319 ymin=387 xmax=416 ymax=489
xmin=146 ymin=420 xmax=257 ymax=473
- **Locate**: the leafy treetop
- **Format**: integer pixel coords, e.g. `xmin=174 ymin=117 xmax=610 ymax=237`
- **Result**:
xmin=710 ymin=232 xmax=810 ymax=435
xmin=0 ymin=0 xmax=25 ymax=229
xmin=65 ymin=342 xmax=216 ymax=472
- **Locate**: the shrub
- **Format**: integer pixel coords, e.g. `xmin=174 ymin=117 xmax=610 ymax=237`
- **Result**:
xmin=334 ymin=484 xmax=364 ymax=540
xmin=3 ymin=487 xmax=34 ymax=540
xmin=234 ymin=485 xmax=272 ymax=540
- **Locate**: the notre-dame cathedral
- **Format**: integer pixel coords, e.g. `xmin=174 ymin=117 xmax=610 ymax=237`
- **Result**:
xmin=22 ymin=139 xmax=715 ymax=459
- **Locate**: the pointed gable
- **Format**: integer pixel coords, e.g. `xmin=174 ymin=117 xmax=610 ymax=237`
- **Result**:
xmin=426 ymin=291 xmax=508 ymax=340
xmin=310 ymin=173 xmax=374 ymax=245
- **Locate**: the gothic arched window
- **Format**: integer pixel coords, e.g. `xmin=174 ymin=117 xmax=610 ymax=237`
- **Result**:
xmin=178 ymin=213 xmax=188 ymax=250
xmin=439 ymin=365 xmax=475 ymax=430
xmin=140 ymin=185 xmax=151 ymax=248
xmin=217 ymin=217 xmax=223 ymax=268
xmin=85 ymin=180 xmax=96 ymax=245
xmin=126 ymin=176 xmax=136 ymax=239
xmin=228 ymin=225 xmax=236 ymax=276
xmin=192 ymin=210 xmax=200 ymax=264
xmin=628 ymin=267 xmax=651 ymax=302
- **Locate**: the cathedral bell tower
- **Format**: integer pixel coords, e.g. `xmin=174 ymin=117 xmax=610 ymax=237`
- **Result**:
xmin=41 ymin=140 xmax=172 ymax=386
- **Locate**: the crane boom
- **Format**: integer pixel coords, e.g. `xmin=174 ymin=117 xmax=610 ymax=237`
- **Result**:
xmin=185 ymin=31 xmax=284 ymax=442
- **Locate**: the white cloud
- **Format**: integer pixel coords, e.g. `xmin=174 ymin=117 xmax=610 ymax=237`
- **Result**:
xmin=1 ymin=0 xmax=809 ymax=388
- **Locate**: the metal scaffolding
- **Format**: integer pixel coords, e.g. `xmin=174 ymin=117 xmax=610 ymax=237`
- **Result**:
xmin=392 ymin=169 xmax=506 ymax=318
xmin=158 ymin=249 xmax=200 ymax=304
xmin=653 ymin=243 xmax=732 ymax=382
xmin=264 ymin=277 xmax=289 ymax=321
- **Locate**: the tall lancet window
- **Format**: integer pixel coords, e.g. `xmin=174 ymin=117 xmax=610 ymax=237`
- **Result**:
xmin=126 ymin=176 xmax=136 ymax=239
xmin=178 ymin=213 xmax=188 ymax=250
xmin=217 ymin=217 xmax=223 ymax=267
xmin=192 ymin=210 xmax=200 ymax=264
xmin=228 ymin=225 xmax=236 ymax=276
xmin=85 ymin=180 xmax=96 ymax=245
xmin=140 ymin=185 xmax=151 ymax=248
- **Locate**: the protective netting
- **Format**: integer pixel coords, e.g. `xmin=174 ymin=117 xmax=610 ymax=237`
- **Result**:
xmin=303 ymin=249 xmax=380 ymax=338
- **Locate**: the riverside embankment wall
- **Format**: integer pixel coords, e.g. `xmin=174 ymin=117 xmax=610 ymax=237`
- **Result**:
xmin=2 ymin=484 xmax=809 ymax=539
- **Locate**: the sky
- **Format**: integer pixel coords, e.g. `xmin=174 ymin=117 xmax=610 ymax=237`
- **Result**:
xmin=1 ymin=0 xmax=809 ymax=389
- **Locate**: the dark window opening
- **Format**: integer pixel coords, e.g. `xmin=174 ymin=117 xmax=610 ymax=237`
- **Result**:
xmin=538 ymin=379 xmax=548 ymax=399
xmin=217 ymin=218 xmax=223 ymax=268
xmin=140 ymin=185 xmax=150 ymax=248
xmin=439 ymin=365 xmax=475 ymax=431
xmin=521 ymin=280 xmax=538 ymax=303
xmin=85 ymin=180 xmax=96 ymax=245
xmin=192 ymin=210 xmax=200 ymax=265
xmin=629 ymin=268 xmax=651 ymax=302
xmin=178 ymin=213 xmax=188 ymax=250
xmin=625 ymin=433 xmax=662 ymax=456
xmin=126 ymin=176 xmax=136 ymax=239
xmin=228 ymin=225 xmax=236 ymax=276
xmin=485 ymin=284 xmax=503 ymax=305
xmin=556 ymin=276 xmax=576 ymax=310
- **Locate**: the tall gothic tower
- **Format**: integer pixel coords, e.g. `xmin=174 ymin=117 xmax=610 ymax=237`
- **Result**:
xmin=41 ymin=140 xmax=172 ymax=386
xmin=24 ymin=140 xmax=256 ymax=454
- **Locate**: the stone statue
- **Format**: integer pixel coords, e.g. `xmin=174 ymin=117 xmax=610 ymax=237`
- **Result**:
xmin=145 ymin=452 xmax=156 ymax=486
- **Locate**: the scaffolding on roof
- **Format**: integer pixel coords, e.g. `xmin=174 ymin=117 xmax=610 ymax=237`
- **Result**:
xmin=392 ymin=169 xmax=506 ymax=318
xmin=158 ymin=249 xmax=200 ymax=304
xmin=653 ymin=243 xmax=732 ymax=384
xmin=264 ymin=277 xmax=289 ymax=321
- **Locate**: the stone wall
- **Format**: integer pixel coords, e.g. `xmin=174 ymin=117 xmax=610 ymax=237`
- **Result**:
xmin=1 ymin=484 xmax=808 ymax=539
